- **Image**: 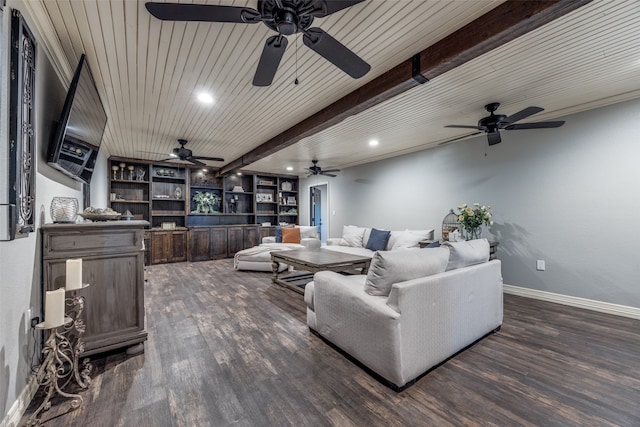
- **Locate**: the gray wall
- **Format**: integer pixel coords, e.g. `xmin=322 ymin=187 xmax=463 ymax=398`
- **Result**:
xmin=0 ymin=8 xmax=86 ymax=420
xmin=301 ymin=98 xmax=640 ymax=309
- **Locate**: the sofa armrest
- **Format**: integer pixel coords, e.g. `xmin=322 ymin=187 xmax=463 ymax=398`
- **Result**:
xmin=262 ymin=236 xmax=276 ymax=244
xmin=301 ymin=238 xmax=321 ymax=249
xmin=326 ymin=238 xmax=342 ymax=246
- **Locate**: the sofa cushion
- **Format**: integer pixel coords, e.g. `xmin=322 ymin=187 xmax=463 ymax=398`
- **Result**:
xmin=298 ymin=225 xmax=319 ymax=239
xmin=282 ymin=227 xmax=301 ymax=244
xmin=364 ymin=247 xmax=449 ymax=296
xmin=442 ymin=239 xmax=490 ymax=271
xmin=365 ymin=228 xmax=391 ymax=251
xmin=387 ymin=229 xmax=435 ymax=250
xmin=339 ymin=225 xmax=367 ymax=247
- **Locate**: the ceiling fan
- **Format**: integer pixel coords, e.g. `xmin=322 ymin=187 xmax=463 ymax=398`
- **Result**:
xmin=445 ymin=102 xmax=565 ymax=146
xmin=159 ymin=139 xmax=224 ymax=166
xmin=306 ymin=160 xmax=340 ymax=177
xmin=145 ymin=0 xmax=371 ymax=86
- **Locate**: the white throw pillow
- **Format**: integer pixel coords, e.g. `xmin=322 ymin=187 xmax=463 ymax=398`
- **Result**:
xmin=364 ymin=247 xmax=449 ymax=296
xmin=297 ymin=225 xmax=318 ymax=239
xmin=388 ymin=229 xmax=435 ymax=250
xmin=339 ymin=225 xmax=366 ymax=247
xmin=442 ymin=239 xmax=490 ymax=271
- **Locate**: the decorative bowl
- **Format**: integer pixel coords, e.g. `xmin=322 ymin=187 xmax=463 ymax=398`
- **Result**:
xmin=78 ymin=212 xmax=122 ymax=221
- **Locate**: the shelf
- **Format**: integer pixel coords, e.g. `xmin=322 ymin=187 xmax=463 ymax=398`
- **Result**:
xmin=111 ymin=179 xmax=149 ymax=184
xmin=227 ymin=191 xmax=253 ymax=195
xmin=191 ymin=186 xmax=222 ymax=190
xmin=111 ymin=199 xmax=149 ymax=204
xmin=152 ymin=211 xmax=185 ymax=216
xmin=152 ymin=198 xmax=185 ymax=201
xmin=256 ymin=201 xmax=277 ymax=205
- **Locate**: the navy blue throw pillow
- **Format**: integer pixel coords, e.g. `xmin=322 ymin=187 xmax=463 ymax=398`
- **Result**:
xmin=275 ymin=226 xmax=283 ymax=243
xmin=365 ymin=228 xmax=391 ymax=251
xmin=425 ymin=241 xmax=441 ymax=248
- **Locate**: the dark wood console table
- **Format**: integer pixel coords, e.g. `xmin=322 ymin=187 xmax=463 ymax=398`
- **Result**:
xmin=41 ymin=220 xmax=148 ymax=356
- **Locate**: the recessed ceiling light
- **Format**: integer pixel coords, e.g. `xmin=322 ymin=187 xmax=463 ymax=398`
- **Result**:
xmin=202 ymin=168 xmax=208 ymax=172
xmin=197 ymin=92 xmax=214 ymax=104
xmin=237 ymin=172 xmax=242 ymax=176
xmin=286 ymin=166 xmax=293 ymax=171
xmin=369 ymin=139 xmax=379 ymax=146
xmin=169 ymin=153 xmax=177 ymax=157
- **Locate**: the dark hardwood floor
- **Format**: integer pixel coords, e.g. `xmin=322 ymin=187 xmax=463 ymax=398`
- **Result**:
xmin=22 ymin=259 xmax=640 ymax=426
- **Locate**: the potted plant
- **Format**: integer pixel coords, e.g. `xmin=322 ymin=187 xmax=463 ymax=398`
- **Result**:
xmin=192 ymin=191 xmax=221 ymax=214
xmin=456 ymin=203 xmax=493 ymax=240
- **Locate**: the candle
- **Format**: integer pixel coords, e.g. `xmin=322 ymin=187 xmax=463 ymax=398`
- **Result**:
xmin=43 ymin=288 xmax=66 ymax=328
xmin=66 ymin=258 xmax=83 ymax=290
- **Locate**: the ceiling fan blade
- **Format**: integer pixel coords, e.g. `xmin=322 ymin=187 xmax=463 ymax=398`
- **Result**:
xmin=311 ymin=0 xmax=366 ymax=17
xmin=303 ymin=28 xmax=370 ymax=79
xmin=487 ymin=131 xmax=502 ymax=146
xmin=145 ymin=2 xmax=259 ymax=23
xmin=192 ymin=156 xmax=225 ymax=162
xmin=445 ymin=125 xmax=481 ymax=129
xmin=187 ymin=158 xmax=206 ymax=166
xmin=321 ymin=168 xmax=340 ymax=173
xmin=253 ymin=35 xmax=288 ymax=87
xmin=503 ymin=106 xmax=544 ymax=125
xmin=505 ymin=121 xmax=565 ymax=130
xmin=321 ymin=172 xmax=337 ymax=177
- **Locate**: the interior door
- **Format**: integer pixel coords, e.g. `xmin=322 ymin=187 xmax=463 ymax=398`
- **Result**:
xmin=310 ymin=186 xmax=322 ymax=240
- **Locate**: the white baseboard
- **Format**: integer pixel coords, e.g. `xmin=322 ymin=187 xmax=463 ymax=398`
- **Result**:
xmin=1 ymin=373 xmax=39 ymax=427
xmin=503 ymin=284 xmax=640 ymax=320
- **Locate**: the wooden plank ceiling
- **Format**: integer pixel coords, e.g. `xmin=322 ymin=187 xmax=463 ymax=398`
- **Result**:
xmin=26 ymin=0 xmax=640 ymax=176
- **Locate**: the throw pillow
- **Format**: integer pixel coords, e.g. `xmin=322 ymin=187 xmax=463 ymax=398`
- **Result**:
xmin=297 ymin=225 xmax=319 ymax=239
xmin=389 ymin=229 xmax=435 ymax=250
xmin=441 ymin=239 xmax=490 ymax=271
xmin=424 ymin=241 xmax=440 ymax=248
xmin=364 ymin=248 xmax=449 ymax=296
xmin=339 ymin=225 xmax=366 ymax=247
xmin=275 ymin=225 xmax=294 ymax=242
xmin=365 ymin=228 xmax=391 ymax=251
xmin=282 ymin=227 xmax=301 ymax=244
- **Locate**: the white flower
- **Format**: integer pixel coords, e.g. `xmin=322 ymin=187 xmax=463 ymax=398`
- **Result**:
xmin=473 ymin=202 xmax=480 ymax=206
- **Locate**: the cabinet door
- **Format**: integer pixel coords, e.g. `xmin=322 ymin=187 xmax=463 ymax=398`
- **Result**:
xmin=150 ymin=231 xmax=170 ymax=264
xmin=243 ymin=226 xmax=260 ymax=250
xmin=211 ymin=228 xmax=228 ymax=259
xmin=227 ymin=226 xmax=244 ymax=255
xmin=259 ymin=226 xmax=274 ymax=241
xmin=170 ymin=231 xmax=187 ymax=262
xmin=189 ymin=228 xmax=211 ymax=262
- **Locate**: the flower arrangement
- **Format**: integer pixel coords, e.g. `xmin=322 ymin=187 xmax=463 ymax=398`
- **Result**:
xmin=192 ymin=191 xmax=221 ymax=214
xmin=456 ymin=203 xmax=493 ymax=240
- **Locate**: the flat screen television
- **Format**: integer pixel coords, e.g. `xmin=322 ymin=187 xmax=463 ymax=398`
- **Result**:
xmin=47 ymin=54 xmax=107 ymax=184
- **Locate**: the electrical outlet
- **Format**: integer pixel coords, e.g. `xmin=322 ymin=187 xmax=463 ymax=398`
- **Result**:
xmin=536 ymin=260 xmax=546 ymax=271
xmin=31 ymin=316 xmax=40 ymax=328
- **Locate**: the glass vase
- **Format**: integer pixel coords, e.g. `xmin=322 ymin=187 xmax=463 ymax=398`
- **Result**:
xmin=466 ymin=227 xmax=482 ymax=241
xmin=50 ymin=197 xmax=79 ymax=223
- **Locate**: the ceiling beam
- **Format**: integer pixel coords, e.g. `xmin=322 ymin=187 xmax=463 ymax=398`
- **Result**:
xmin=219 ymin=0 xmax=592 ymax=175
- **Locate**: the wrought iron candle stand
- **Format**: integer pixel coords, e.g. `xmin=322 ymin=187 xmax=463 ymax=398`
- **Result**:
xmin=59 ymin=285 xmax=92 ymax=389
xmin=28 ymin=319 xmax=82 ymax=426
xmin=27 ymin=285 xmax=92 ymax=425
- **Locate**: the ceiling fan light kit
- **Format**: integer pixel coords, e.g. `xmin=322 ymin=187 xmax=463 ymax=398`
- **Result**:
xmin=445 ymin=102 xmax=565 ymax=146
xmin=159 ymin=139 xmax=224 ymax=167
xmin=145 ymin=0 xmax=371 ymax=87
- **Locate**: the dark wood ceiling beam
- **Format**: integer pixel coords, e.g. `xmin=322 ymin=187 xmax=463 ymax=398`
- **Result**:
xmin=219 ymin=0 xmax=591 ymax=175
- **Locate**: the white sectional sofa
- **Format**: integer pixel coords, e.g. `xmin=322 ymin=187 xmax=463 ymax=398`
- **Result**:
xmin=304 ymin=239 xmax=503 ymax=390
xmin=324 ymin=225 xmax=435 ymax=258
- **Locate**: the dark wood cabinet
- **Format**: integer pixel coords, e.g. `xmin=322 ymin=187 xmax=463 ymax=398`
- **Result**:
xmin=41 ymin=221 xmax=148 ymax=356
xmin=150 ymin=229 xmax=187 ymax=264
xmin=211 ymin=227 xmax=228 ymax=259
xmin=188 ymin=225 xmax=262 ymax=261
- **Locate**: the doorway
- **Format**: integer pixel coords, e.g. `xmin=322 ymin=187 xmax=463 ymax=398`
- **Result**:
xmin=309 ymin=183 xmax=328 ymax=243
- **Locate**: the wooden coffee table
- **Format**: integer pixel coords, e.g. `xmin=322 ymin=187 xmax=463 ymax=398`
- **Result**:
xmin=271 ymin=248 xmax=371 ymax=294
